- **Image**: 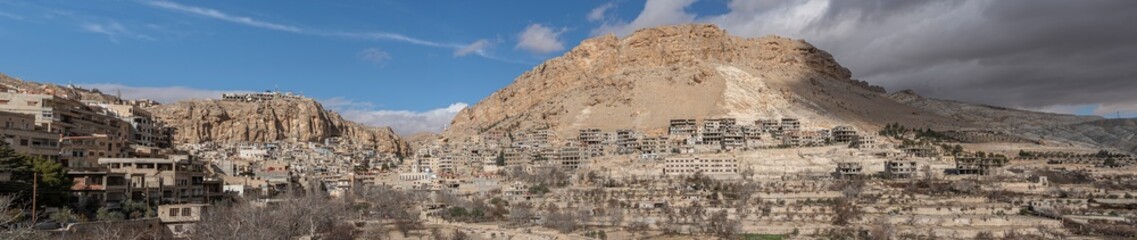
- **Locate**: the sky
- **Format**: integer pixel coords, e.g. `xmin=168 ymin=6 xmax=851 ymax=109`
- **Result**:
xmin=1 ymin=0 xmax=1135 ymax=135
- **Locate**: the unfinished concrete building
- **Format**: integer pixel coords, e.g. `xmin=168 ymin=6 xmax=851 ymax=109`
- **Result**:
xmin=639 ymin=136 xmax=670 ymax=159
xmin=831 ymin=126 xmax=858 ymax=143
xmin=558 ymin=144 xmax=589 ymax=170
xmin=578 ymin=128 xmax=605 ymax=146
xmin=757 ymin=119 xmax=780 ymax=133
xmin=668 ymin=119 xmax=698 ymax=135
xmin=953 ymin=156 xmax=1007 ymax=175
xmin=780 ymin=118 xmax=801 ymax=132
xmin=615 ymin=129 xmax=639 ymax=155
xmin=885 ymin=160 xmax=918 ymax=178
xmin=835 ymin=162 xmax=864 ymax=179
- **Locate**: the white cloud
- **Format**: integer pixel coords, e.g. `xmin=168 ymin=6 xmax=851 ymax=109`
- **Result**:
xmin=454 ymin=39 xmax=492 ymax=57
xmin=333 ymin=102 xmax=469 ymax=136
xmin=81 ymin=21 xmax=154 ymax=42
xmin=591 ymin=0 xmax=698 ymax=36
xmin=143 ymin=0 xmax=302 ymax=33
xmin=78 ymin=83 xmax=250 ymax=103
xmin=587 ymin=3 xmax=616 ymax=22
xmin=515 ymin=24 xmax=566 ymax=54
xmin=141 ymin=1 xmax=523 ymax=64
xmin=357 ymin=48 xmax=391 ymax=65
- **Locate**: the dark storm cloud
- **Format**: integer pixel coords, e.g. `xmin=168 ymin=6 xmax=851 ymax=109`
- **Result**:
xmin=598 ymin=0 xmax=1137 ymax=115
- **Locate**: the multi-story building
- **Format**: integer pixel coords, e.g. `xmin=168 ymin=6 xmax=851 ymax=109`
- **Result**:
xmin=639 ymin=136 xmax=670 ymax=159
xmin=578 ymin=128 xmax=605 ymax=146
xmin=0 ymin=111 xmax=60 ymax=161
xmin=835 ymin=162 xmax=864 ymax=179
xmin=780 ymin=118 xmax=801 ymax=132
xmin=558 ymin=144 xmax=589 ymax=170
xmin=98 ymin=103 xmax=172 ymax=148
xmin=668 ymin=119 xmax=698 ymax=135
xmin=99 ymin=156 xmax=207 ymax=204
xmin=615 ymin=129 xmax=639 ymax=155
xmin=68 ymin=170 xmax=129 ymax=209
xmin=62 ymin=134 xmax=127 ymax=169
xmin=885 ymin=160 xmax=918 ymax=178
xmin=831 ymin=126 xmax=858 ymax=143
xmin=662 ymin=157 xmax=740 ymax=176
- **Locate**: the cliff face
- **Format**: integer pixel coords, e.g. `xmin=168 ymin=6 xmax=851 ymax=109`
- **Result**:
xmin=150 ymin=98 xmax=409 ymax=155
xmin=444 ymin=24 xmax=967 ymax=140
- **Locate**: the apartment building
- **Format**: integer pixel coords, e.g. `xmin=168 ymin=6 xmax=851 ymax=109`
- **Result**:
xmin=662 ymin=157 xmax=740 ymax=176
xmin=99 ymin=156 xmax=207 ymax=204
xmin=0 ymin=111 xmax=60 ymax=161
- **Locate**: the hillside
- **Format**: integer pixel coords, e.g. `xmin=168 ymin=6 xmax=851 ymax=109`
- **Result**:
xmin=150 ymin=98 xmax=409 ymax=155
xmin=890 ymin=90 xmax=1137 ymax=153
xmin=444 ymin=24 xmax=969 ymax=140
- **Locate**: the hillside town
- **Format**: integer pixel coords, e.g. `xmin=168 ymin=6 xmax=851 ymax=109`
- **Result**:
xmin=0 ymin=80 xmax=1134 ymax=239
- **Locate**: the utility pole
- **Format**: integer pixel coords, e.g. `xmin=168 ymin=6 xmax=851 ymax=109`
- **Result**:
xmin=31 ymin=173 xmax=37 ymax=224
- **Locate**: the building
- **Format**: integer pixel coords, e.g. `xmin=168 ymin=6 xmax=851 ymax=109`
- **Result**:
xmin=158 ymin=204 xmax=206 ymax=238
xmin=662 ymin=157 xmax=740 ymax=176
xmin=639 ymin=136 xmax=670 ymax=159
xmin=614 ymin=129 xmax=639 ymax=155
xmin=0 ymin=111 xmax=60 ymax=161
xmin=558 ymin=144 xmax=589 ymax=170
xmin=62 ymin=134 xmax=127 ymax=169
xmin=835 ymin=162 xmax=863 ymax=179
xmin=953 ymin=156 xmax=1007 ymax=175
xmin=884 ymin=160 xmax=918 ymax=178
xmin=578 ymin=128 xmax=605 ymax=146
xmin=831 ymin=126 xmax=858 ymax=143
xmin=668 ymin=119 xmax=698 ymax=135
xmin=98 ymin=103 xmax=172 ymax=148
xmin=780 ymin=118 xmax=801 ymax=132
xmin=99 ymin=156 xmax=207 ymax=204
xmin=68 ymin=170 xmax=129 ymax=209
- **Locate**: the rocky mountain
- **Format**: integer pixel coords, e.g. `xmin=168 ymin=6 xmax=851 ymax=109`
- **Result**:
xmin=444 ymin=24 xmax=969 ymax=140
xmin=150 ymin=98 xmax=409 ymax=155
xmin=890 ymin=90 xmax=1137 ymax=153
xmin=0 ymin=73 xmax=409 ymax=155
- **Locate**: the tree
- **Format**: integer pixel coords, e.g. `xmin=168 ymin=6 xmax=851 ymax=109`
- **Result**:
xmin=0 ymin=143 xmax=70 ymax=207
xmin=495 ymin=151 xmax=506 ymax=167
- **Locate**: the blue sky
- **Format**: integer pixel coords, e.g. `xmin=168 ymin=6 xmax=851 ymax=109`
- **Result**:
xmin=1 ymin=0 xmax=1134 ymax=134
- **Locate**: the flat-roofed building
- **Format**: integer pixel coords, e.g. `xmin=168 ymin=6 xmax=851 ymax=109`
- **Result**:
xmin=100 ymin=156 xmax=207 ymax=204
xmin=0 ymin=111 xmax=60 ymax=161
xmin=885 ymin=160 xmax=918 ymax=178
xmin=662 ymin=157 xmax=740 ymax=176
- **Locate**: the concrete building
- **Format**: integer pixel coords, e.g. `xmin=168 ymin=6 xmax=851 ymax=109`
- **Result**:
xmin=158 ymin=204 xmax=206 ymax=238
xmin=831 ymin=126 xmax=858 ymax=143
xmin=885 ymin=160 xmax=918 ymax=178
xmin=780 ymin=118 xmax=801 ymax=132
xmin=68 ymin=170 xmax=129 ymax=209
xmin=835 ymin=162 xmax=864 ymax=179
xmin=668 ymin=119 xmax=698 ymax=135
xmin=98 ymin=103 xmax=172 ymax=148
xmin=62 ymin=134 xmax=127 ymax=169
xmin=662 ymin=157 xmax=740 ymax=176
xmin=578 ymin=128 xmax=605 ymax=146
xmin=615 ymin=129 xmax=639 ymax=155
xmin=0 ymin=111 xmax=60 ymax=161
xmin=558 ymin=144 xmax=589 ymax=170
xmin=639 ymin=136 xmax=670 ymax=159
xmin=99 ymin=156 xmax=207 ymax=204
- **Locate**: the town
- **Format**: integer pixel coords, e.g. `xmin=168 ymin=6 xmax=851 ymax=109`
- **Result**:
xmin=1 ymin=83 xmax=1134 ymax=239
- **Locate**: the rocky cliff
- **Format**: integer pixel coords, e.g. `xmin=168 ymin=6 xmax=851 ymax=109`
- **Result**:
xmin=444 ymin=24 xmax=968 ymax=140
xmin=149 ymin=98 xmax=409 ymax=155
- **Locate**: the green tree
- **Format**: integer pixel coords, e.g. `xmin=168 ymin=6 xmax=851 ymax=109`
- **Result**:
xmin=495 ymin=151 xmax=506 ymax=167
xmin=0 ymin=143 xmax=71 ymax=207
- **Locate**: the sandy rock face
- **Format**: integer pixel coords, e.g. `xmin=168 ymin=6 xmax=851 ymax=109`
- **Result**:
xmin=444 ymin=24 xmax=965 ymax=140
xmin=150 ymin=98 xmax=408 ymax=155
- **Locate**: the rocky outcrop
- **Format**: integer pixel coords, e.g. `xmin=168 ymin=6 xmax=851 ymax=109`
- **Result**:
xmin=444 ymin=24 xmax=967 ymax=140
xmin=150 ymin=98 xmax=409 ymax=155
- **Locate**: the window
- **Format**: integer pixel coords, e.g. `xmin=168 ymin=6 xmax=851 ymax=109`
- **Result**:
xmin=181 ymin=207 xmax=191 ymax=217
xmin=169 ymin=208 xmax=177 ymax=217
xmin=19 ymin=139 xmax=27 ymax=146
